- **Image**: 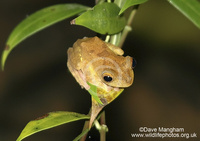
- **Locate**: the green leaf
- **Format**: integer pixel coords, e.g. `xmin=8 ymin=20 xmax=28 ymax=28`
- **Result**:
xmin=1 ymin=4 xmax=89 ymax=70
xmin=87 ymin=82 xmax=103 ymax=105
xmin=16 ymin=111 xmax=90 ymax=141
xmin=73 ymin=2 xmax=126 ymax=34
xmin=118 ymin=0 xmax=148 ymax=15
xmin=168 ymin=0 xmax=200 ymax=29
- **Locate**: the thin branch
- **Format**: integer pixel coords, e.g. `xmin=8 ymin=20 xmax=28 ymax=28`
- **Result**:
xmin=119 ymin=5 xmax=139 ymax=48
xmin=100 ymin=111 xmax=107 ymax=141
xmin=100 ymin=111 xmax=106 ymax=125
xmin=100 ymin=125 xmax=107 ymax=141
xmin=80 ymin=121 xmax=89 ymax=141
xmin=94 ymin=119 xmax=108 ymax=141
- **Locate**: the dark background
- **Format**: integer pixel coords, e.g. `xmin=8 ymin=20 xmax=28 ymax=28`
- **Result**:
xmin=0 ymin=0 xmax=200 ymax=141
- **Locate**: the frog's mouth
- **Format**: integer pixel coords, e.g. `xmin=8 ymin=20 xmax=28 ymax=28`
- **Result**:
xmin=111 ymin=86 xmax=120 ymax=92
xmin=103 ymin=84 xmax=121 ymax=92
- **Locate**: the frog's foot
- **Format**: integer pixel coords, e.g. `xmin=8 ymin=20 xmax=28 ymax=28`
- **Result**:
xmin=114 ymin=87 xmax=120 ymax=91
xmin=77 ymin=70 xmax=90 ymax=90
xmin=67 ymin=61 xmax=90 ymax=90
xmin=105 ymin=85 xmax=120 ymax=92
xmin=105 ymin=85 xmax=112 ymax=92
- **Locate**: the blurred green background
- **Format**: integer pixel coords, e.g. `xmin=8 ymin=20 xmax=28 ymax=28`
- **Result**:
xmin=0 ymin=0 xmax=200 ymax=141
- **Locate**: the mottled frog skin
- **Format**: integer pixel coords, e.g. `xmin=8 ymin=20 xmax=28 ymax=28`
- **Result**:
xmin=67 ymin=36 xmax=134 ymax=92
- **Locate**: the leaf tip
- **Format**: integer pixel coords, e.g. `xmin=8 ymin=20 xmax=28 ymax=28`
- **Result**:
xmin=1 ymin=45 xmax=10 ymax=71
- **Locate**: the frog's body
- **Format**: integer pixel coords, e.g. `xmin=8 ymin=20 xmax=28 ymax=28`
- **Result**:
xmin=67 ymin=36 xmax=134 ymax=92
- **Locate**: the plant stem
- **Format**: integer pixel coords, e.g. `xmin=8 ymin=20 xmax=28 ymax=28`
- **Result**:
xmin=108 ymin=2 xmax=139 ymax=48
xmin=80 ymin=121 xmax=89 ymax=141
xmin=79 ymin=110 xmax=106 ymax=141
xmin=100 ymin=125 xmax=107 ymax=141
xmin=105 ymin=35 xmax=110 ymax=42
xmin=100 ymin=111 xmax=107 ymax=141
xmin=96 ymin=0 xmax=106 ymax=4
xmin=110 ymin=33 xmax=121 ymax=46
xmin=100 ymin=111 xmax=106 ymax=125
xmin=114 ymin=0 xmax=124 ymax=8
xmin=79 ymin=108 xmax=92 ymax=141
xmin=94 ymin=115 xmax=108 ymax=141
xmin=118 ymin=5 xmax=139 ymax=48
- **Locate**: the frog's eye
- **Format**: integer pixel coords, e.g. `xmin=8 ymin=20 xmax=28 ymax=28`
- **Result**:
xmin=132 ymin=58 xmax=137 ymax=69
xmin=103 ymin=75 xmax=113 ymax=82
xmin=102 ymin=73 xmax=113 ymax=82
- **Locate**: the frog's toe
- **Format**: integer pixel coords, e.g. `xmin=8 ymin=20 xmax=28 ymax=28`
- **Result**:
xmin=114 ymin=87 xmax=120 ymax=91
xmin=84 ymin=84 xmax=90 ymax=90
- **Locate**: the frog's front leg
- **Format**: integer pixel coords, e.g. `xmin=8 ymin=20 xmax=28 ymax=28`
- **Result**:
xmin=106 ymin=43 xmax=124 ymax=55
xmin=67 ymin=48 xmax=90 ymax=90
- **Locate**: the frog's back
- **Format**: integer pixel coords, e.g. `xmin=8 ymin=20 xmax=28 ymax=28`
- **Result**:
xmin=80 ymin=37 xmax=116 ymax=59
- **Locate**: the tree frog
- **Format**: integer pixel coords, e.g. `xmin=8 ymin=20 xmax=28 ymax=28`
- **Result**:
xmin=67 ymin=36 xmax=134 ymax=92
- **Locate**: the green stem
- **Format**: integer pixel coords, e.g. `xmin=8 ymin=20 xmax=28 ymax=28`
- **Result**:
xmin=96 ymin=0 xmax=106 ymax=4
xmin=79 ymin=108 xmax=92 ymax=141
xmin=73 ymin=128 xmax=89 ymax=141
xmin=105 ymin=35 xmax=110 ymax=42
xmin=79 ymin=121 xmax=89 ymax=141
xmin=94 ymin=117 xmax=108 ymax=141
xmin=100 ymin=111 xmax=106 ymax=141
xmin=79 ymin=110 xmax=106 ymax=141
xmin=114 ymin=0 xmax=124 ymax=8
xmin=107 ymin=5 xmax=139 ymax=48
xmin=100 ymin=125 xmax=107 ymax=141
xmin=110 ymin=33 xmax=121 ymax=46
xmin=100 ymin=111 xmax=106 ymax=125
xmin=118 ymin=5 xmax=139 ymax=48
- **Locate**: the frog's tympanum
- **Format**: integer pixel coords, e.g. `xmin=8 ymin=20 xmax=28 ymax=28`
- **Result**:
xmin=67 ymin=36 xmax=135 ymax=128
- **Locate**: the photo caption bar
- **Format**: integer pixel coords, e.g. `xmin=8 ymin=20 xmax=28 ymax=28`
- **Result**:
xmin=131 ymin=127 xmax=197 ymax=139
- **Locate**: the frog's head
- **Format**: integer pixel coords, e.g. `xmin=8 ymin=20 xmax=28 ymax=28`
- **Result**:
xmin=96 ymin=56 xmax=135 ymax=89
